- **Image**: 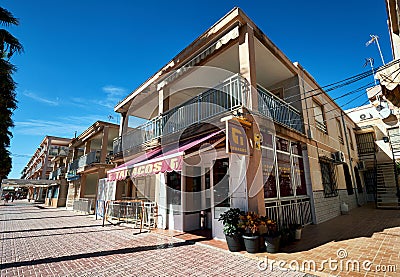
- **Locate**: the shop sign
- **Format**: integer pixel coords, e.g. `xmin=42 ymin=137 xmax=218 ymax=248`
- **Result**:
xmin=108 ymin=155 xmax=183 ymax=181
xmin=226 ymin=120 xmax=249 ymax=155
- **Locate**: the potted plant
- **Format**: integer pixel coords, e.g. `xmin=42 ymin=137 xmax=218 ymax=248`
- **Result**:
xmin=262 ymin=218 xmax=281 ymax=253
xmin=218 ymin=208 xmax=244 ymax=252
xmin=240 ymin=211 xmax=261 ymax=253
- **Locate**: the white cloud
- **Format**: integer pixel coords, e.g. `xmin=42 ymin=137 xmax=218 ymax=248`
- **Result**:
xmin=23 ymin=91 xmax=59 ymax=106
xmin=94 ymin=85 xmax=128 ymax=109
xmin=14 ymin=116 xmax=104 ymax=137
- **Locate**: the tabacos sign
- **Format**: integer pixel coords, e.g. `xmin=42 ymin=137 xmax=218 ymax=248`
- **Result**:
xmin=108 ymin=156 xmax=183 ymax=181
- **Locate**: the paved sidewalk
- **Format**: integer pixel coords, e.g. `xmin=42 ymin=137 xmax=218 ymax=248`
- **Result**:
xmin=0 ymin=201 xmax=306 ymax=277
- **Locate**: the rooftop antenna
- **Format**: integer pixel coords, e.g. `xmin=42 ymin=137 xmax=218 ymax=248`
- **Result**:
xmin=107 ymin=114 xmax=114 ymax=122
xmin=363 ymin=57 xmax=377 ymax=85
xmin=365 ymin=35 xmax=385 ymax=65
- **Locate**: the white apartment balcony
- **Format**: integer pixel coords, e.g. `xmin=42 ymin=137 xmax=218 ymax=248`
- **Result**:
xmin=113 ymin=74 xmax=304 ymax=155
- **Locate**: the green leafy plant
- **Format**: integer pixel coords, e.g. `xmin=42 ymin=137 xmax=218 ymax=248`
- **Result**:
xmin=218 ymin=208 xmax=243 ymax=236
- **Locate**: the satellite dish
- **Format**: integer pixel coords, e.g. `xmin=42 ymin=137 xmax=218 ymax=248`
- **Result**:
xmin=378 ymin=107 xmax=391 ymax=119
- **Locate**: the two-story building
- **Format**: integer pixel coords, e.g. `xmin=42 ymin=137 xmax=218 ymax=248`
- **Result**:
xmin=65 ymin=121 xmax=119 ymax=210
xmin=107 ymin=8 xmax=362 ymax=238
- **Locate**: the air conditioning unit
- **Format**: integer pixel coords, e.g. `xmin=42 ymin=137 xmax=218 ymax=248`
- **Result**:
xmin=357 ymin=161 xmax=366 ymax=171
xmin=331 ymin=151 xmax=345 ymax=163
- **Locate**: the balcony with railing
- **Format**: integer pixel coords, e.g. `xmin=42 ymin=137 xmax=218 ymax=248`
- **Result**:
xmin=114 ymin=74 xmax=249 ymax=154
xmin=49 ymin=166 xmax=66 ymax=180
xmin=257 ymin=85 xmax=304 ymax=133
xmin=77 ymin=150 xmax=101 ymax=168
xmin=67 ymin=150 xmax=106 ymax=178
xmin=113 ymin=74 xmax=305 ymax=155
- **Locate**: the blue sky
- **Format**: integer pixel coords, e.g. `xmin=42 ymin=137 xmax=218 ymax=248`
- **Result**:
xmin=3 ymin=0 xmax=392 ymax=178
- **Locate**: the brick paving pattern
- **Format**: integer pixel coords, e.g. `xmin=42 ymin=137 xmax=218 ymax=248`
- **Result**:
xmin=0 ymin=201 xmax=306 ymax=277
xmin=250 ymin=204 xmax=400 ymax=277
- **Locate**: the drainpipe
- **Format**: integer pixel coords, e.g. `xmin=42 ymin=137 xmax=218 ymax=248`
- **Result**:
xmin=341 ymin=111 xmax=360 ymax=206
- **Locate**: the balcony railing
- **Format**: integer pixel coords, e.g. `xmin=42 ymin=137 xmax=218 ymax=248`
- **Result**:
xmin=78 ymin=150 xmax=101 ymax=168
xmin=113 ymin=75 xmax=305 ymax=155
xmin=67 ymin=150 xmax=103 ymax=173
xmin=114 ymin=74 xmax=249 ymax=154
xmin=50 ymin=166 xmax=65 ymax=180
xmin=257 ymin=85 xmax=304 ymax=133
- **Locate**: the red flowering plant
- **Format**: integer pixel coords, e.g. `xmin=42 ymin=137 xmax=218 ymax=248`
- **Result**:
xmin=238 ymin=211 xmax=264 ymax=236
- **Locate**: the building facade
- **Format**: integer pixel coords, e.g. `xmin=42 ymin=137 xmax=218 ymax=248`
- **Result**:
xmin=106 ymin=8 xmax=362 ymax=238
xmin=65 ymin=121 xmax=119 ymax=210
xmin=21 ymin=136 xmax=71 ymax=203
xmin=346 ymin=85 xmax=400 ymax=208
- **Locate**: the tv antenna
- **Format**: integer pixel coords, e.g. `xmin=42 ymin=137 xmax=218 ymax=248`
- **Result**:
xmin=365 ymin=35 xmax=385 ymax=65
xmin=363 ymin=57 xmax=377 ymax=85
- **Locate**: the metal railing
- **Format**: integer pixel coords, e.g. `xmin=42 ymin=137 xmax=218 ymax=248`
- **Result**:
xmin=103 ymin=200 xmax=158 ymax=231
xmin=257 ymin=85 xmax=304 ymax=134
xmin=67 ymin=150 xmax=101 ymax=174
xmin=78 ymin=150 xmax=101 ymax=168
xmin=265 ymin=197 xmax=312 ymax=230
xmin=113 ymin=74 xmax=249 ymax=154
xmin=73 ymin=198 xmax=95 ymax=214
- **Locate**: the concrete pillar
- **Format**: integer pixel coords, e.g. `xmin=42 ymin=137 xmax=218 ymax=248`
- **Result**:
xmin=157 ymin=173 xmax=167 ymax=229
xmin=84 ymin=141 xmax=91 ymax=155
xmin=238 ymin=24 xmax=257 ymax=110
xmin=158 ymin=87 xmax=170 ymax=115
xmin=100 ymin=126 xmax=109 ymax=163
xmin=41 ymin=138 xmax=51 ymax=179
xmin=245 ymin=120 xmax=265 ymax=215
xmin=119 ymin=112 xmax=128 ymax=136
xmin=180 ymin=167 xmax=186 ymax=231
xmin=80 ymin=174 xmax=86 ymax=198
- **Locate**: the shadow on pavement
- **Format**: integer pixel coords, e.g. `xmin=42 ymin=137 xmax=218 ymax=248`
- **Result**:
xmin=1 ymin=226 xmax=125 ymax=240
xmin=0 ymin=214 xmax=89 ymax=222
xmin=0 ymin=224 xmax=102 ymax=234
xmin=0 ymin=238 xmax=207 ymax=270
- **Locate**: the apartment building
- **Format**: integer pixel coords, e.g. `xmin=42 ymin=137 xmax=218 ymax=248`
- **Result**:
xmin=107 ymin=8 xmax=362 ymax=238
xmin=65 ymin=121 xmax=119 ymax=210
xmin=346 ymin=85 xmax=400 ymax=208
xmin=21 ymin=136 xmax=71 ymax=202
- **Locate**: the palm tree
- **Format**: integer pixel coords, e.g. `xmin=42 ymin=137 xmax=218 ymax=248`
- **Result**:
xmin=0 ymin=6 xmax=22 ymax=181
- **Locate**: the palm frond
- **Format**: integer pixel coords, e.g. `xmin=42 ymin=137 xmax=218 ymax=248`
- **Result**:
xmin=0 ymin=7 xmax=19 ymax=26
xmin=0 ymin=29 xmax=23 ymax=58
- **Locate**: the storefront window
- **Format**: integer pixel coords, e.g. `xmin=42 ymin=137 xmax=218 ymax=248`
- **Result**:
xmin=261 ymin=132 xmax=273 ymax=148
xmin=276 ymin=137 xmax=289 ymax=152
xmin=53 ymin=186 xmax=59 ymax=198
xmin=213 ymin=159 xmax=230 ymax=218
xmin=167 ymin=172 xmax=181 ymax=205
xmin=262 ymin=148 xmax=277 ymax=198
xmin=293 ymin=156 xmax=307 ymax=195
xmin=277 ymin=152 xmax=293 ymax=197
xmin=291 ymin=142 xmax=302 ymax=155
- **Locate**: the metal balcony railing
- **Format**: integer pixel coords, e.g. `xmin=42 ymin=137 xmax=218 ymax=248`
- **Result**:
xmin=114 ymin=74 xmax=250 ymax=154
xmin=78 ymin=150 xmax=101 ymax=168
xmin=257 ymin=85 xmax=304 ymax=134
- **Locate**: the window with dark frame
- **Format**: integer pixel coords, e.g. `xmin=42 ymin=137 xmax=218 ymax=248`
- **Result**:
xmin=347 ymin=127 xmax=354 ymax=150
xmin=313 ymin=100 xmax=327 ymax=133
xmin=319 ymin=159 xmax=338 ymax=197
xmin=336 ymin=118 xmax=344 ymax=144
